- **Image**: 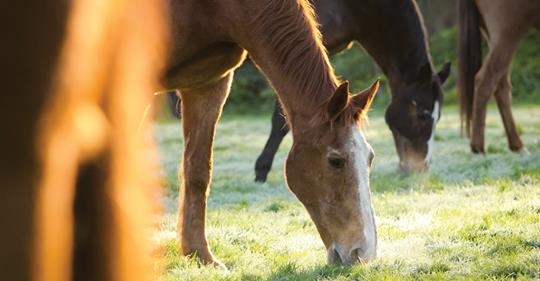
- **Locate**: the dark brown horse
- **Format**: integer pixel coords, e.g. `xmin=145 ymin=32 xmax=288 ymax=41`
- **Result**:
xmin=166 ymin=0 xmax=379 ymax=267
xmin=167 ymin=0 xmax=450 ymax=181
xmin=1 ymin=0 xmax=166 ymax=280
xmin=458 ymin=0 xmax=540 ymax=153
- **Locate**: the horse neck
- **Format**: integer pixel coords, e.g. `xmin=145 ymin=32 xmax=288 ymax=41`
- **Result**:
xmin=355 ymin=0 xmax=432 ymax=95
xmin=242 ymin=0 xmax=339 ymax=127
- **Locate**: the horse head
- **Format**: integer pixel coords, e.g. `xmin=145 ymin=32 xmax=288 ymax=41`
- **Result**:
xmin=285 ymin=80 xmax=379 ymax=265
xmin=385 ymin=62 xmax=450 ymax=172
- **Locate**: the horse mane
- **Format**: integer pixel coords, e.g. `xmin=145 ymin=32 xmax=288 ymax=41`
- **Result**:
xmin=400 ymin=0 xmax=434 ymax=82
xmin=368 ymin=0 xmax=433 ymax=83
xmin=252 ymin=0 xmax=340 ymax=109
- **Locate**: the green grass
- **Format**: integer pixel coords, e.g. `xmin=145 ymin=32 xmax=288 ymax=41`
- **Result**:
xmin=153 ymin=105 xmax=540 ymax=280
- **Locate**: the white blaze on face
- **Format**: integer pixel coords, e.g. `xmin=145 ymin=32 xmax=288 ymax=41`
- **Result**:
xmin=425 ymin=101 xmax=440 ymax=165
xmin=350 ymin=127 xmax=377 ymax=260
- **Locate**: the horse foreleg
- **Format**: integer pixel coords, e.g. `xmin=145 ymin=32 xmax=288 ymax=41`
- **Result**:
xmin=493 ymin=73 xmax=524 ymax=152
xmin=177 ymin=74 xmax=232 ymax=268
xmin=254 ymin=98 xmax=289 ymax=182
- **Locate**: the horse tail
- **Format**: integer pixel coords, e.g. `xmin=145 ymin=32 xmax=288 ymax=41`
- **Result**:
xmin=457 ymin=0 xmax=482 ymax=137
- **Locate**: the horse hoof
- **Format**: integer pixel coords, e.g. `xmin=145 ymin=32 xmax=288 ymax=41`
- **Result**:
xmin=208 ymin=259 xmax=229 ymax=272
xmin=183 ymin=248 xmax=228 ymax=270
xmin=254 ymin=176 xmax=267 ymax=183
xmin=254 ymin=171 xmax=268 ymax=183
xmin=470 ymin=146 xmax=485 ymax=154
xmin=194 ymin=255 xmax=228 ymax=271
xmin=517 ymin=147 xmax=530 ymax=156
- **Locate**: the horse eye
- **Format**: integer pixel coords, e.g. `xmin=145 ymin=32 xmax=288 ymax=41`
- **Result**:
xmin=328 ymin=157 xmax=345 ymax=169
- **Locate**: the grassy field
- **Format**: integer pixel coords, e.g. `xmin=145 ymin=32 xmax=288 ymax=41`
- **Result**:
xmin=152 ymin=105 xmax=540 ymax=280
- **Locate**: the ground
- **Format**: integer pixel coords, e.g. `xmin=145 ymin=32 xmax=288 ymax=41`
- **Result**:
xmin=152 ymin=104 xmax=540 ymax=280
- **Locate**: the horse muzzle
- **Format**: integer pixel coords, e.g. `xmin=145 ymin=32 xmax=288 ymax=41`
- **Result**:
xmin=393 ymin=133 xmax=429 ymax=173
xmin=399 ymin=158 xmax=428 ymax=172
xmin=326 ymin=242 xmax=376 ymax=265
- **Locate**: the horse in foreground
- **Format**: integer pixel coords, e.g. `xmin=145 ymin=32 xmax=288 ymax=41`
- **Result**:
xmin=458 ymin=0 xmax=540 ymax=153
xmin=166 ymin=0 xmax=379 ymax=267
xmin=1 ymin=0 xmax=166 ymax=280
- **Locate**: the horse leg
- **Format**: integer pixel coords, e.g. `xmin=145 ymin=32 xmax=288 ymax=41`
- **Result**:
xmin=254 ymin=98 xmax=289 ymax=182
xmin=470 ymin=45 xmax=513 ymax=153
xmin=177 ymin=73 xmax=232 ymax=268
xmin=470 ymin=0 xmax=539 ymax=153
xmin=493 ymin=73 xmax=524 ymax=152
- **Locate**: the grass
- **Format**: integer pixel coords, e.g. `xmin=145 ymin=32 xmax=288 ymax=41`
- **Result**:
xmin=152 ymin=104 xmax=540 ymax=280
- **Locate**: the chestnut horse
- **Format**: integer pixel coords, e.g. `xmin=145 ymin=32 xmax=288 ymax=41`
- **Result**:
xmin=1 ymin=0 xmax=166 ymax=280
xmin=166 ymin=0 xmax=379 ymax=267
xmin=458 ymin=0 xmax=540 ymax=153
xmin=167 ymin=0 xmax=450 ymax=180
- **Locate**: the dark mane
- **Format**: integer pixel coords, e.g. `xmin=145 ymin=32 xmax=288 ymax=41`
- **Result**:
xmin=391 ymin=0 xmax=433 ymax=82
xmin=251 ymin=0 xmax=340 ymax=109
xmin=409 ymin=0 xmax=433 ymax=70
xmin=359 ymin=0 xmax=433 ymax=83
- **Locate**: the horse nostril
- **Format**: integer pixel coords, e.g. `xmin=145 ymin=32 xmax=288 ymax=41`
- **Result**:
xmin=327 ymin=246 xmax=344 ymax=264
xmin=349 ymin=247 xmax=366 ymax=264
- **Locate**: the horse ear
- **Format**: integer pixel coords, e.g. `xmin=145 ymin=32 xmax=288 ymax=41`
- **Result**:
xmin=351 ymin=79 xmax=380 ymax=113
xmin=327 ymin=81 xmax=350 ymax=120
xmin=437 ymin=62 xmax=451 ymax=84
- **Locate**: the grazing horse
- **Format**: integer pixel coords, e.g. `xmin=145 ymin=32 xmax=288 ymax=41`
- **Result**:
xmin=253 ymin=0 xmax=451 ymax=181
xmin=166 ymin=0 xmax=450 ymax=180
xmin=458 ymin=0 xmax=540 ymax=153
xmin=1 ymin=0 xmax=166 ymax=280
xmin=166 ymin=0 xmax=379 ymax=267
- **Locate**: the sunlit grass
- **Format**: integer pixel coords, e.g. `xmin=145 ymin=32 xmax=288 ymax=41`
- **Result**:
xmin=153 ymin=105 xmax=540 ymax=280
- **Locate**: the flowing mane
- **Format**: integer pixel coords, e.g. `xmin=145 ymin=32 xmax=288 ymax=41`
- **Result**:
xmin=402 ymin=0 xmax=433 ymax=80
xmin=251 ymin=0 xmax=340 ymax=109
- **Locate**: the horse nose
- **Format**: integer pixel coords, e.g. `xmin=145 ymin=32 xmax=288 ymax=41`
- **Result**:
xmin=327 ymin=246 xmax=343 ymax=264
xmin=327 ymin=244 xmax=375 ymax=265
xmin=399 ymin=160 xmax=427 ymax=173
xmin=349 ymin=245 xmax=375 ymax=264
